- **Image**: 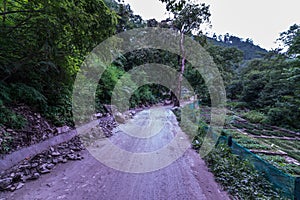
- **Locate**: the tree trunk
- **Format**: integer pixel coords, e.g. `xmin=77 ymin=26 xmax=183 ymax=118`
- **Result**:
xmin=174 ymin=31 xmax=186 ymax=107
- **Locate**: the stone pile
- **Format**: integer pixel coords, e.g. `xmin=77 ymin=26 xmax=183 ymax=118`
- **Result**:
xmin=0 ymin=136 xmax=84 ymax=192
xmin=0 ymin=107 xmax=139 ymax=192
xmin=80 ymin=116 xmax=117 ymax=147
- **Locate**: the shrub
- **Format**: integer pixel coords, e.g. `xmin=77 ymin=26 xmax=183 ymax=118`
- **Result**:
xmin=226 ymin=101 xmax=248 ymax=110
xmin=204 ymin=144 xmax=284 ymax=199
xmin=0 ymin=82 xmax=11 ymax=104
xmin=10 ymin=83 xmax=47 ymax=109
xmin=0 ymin=107 xmax=27 ymax=129
xmin=0 ymin=131 xmax=13 ymax=154
xmin=241 ymin=110 xmax=267 ymax=123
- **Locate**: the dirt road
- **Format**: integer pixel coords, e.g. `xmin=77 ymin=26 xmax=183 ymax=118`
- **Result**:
xmin=1 ymin=107 xmax=228 ymax=200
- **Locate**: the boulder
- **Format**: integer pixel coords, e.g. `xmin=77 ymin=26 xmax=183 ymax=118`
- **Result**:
xmin=93 ymin=113 xmax=103 ymax=119
xmin=114 ymin=112 xmax=126 ymax=124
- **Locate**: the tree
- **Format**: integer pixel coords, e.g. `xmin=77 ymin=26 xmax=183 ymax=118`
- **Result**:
xmin=171 ymin=3 xmax=210 ymax=106
xmin=159 ymin=0 xmax=190 ymax=13
xmin=0 ymin=0 xmax=118 ymax=125
xmin=278 ymin=24 xmax=300 ymax=57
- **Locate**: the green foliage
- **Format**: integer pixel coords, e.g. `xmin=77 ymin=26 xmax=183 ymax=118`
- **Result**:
xmin=262 ymin=139 xmax=300 ymax=162
xmin=278 ymin=24 xmax=300 ymax=56
xmin=241 ymin=110 xmax=267 ymax=124
xmin=0 ymin=82 xmax=11 ymax=104
xmin=0 ymin=131 xmax=13 ymax=154
xmin=0 ymin=0 xmax=118 ymax=126
xmin=224 ymin=25 xmax=300 ymax=130
xmin=226 ymin=79 xmax=243 ymax=99
xmin=0 ymin=107 xmax=26 ymax=129
xmin=10 ymin=83 xmax=47 ymax=108
xmin=159 ymin=0 xmax=189 ymax=12
xmin=226 ymin=101 xmax=247 ymax=110
xmin=44 ymin=86 xmax=73 ymax=126
xmin=191 ymin=123 xmax=208 ymax=150
xmin=233 ymin=47 xmax=300 ymax=129
xmin=240 ymin=68 xmax=267 ymax=107
xmin=206 ymin=45 xmax=243 ymax=85
xmin=130 ymin=85 xmax=156 ymax=107
xmin=0 ymin=82 xmax=32 ymax=129
xmin=96 ymin=65 xmax=126 ymax=105
xmin=207 ymin=34 xmax=267 ymax=61
xmin=204 ymin=144 xmax=283 ymax=199
xmin=258 ymin=154 xmax=300 ymax=176
xmin=172 ymin=2 xmax=210 ymax=35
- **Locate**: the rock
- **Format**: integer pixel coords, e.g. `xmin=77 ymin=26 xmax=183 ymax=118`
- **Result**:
xmin=131 ymin=110 xmax=136 ymax=115
xmin=30 ymin=173 xmax=40 ymax=180
xmin=94 ymin=113 xmax=103 ymax=119
xmin=171 ymin=106 xmax=179 ymax=111
xmin=67 ymin=154 xmax=76 ymax=160
xmin=46 ymin=163 xmax=55 ymax=170
xmin=57 ymin=156 xmax=64 ymax=163
xmin=39 ymin=168 xmax=50 ymax=174
xmin=114 ymin=112 xmax=125 ymax=124
xmin=6 ymin=129 xmax=13 ymax=132
xmin=39 ymin=164 xmax=51 ymax=174
xmin=21 ymin=175 xmax=31 ymax=182
xmin=70 ymin=146 xmax=80 ymax=151
xmin=0 ymin=133 xmax=85 ymax=192
xmin=31 ymin=163 xmax=39 ymax=168
xmin=16 ymin=182 xmax=24 ymax=190
xmin=42 ymin=135 xmax=48 ymax=140
xmin=8 ymin=185 xmax=16 ymax=192
xmin=19 ymin=164 xmax=30 ymax=170
xmin=0 ymin=178 xmax=12 ymax=190
xmin=56 ymin=126 xmax=70 ymax=134
xmin=52 ymin=158 xmax=58 ymax=164
xmin=51 ymin=151 xmax=61 ymax=156
xmin=164 ymin=100 xmax=172 ymax=105
xmin=23 ymin=169 xmax=31 ymax=176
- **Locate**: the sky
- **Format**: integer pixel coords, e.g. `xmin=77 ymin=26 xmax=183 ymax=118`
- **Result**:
xmin=123 ymin=0 xmax=300 ymax=50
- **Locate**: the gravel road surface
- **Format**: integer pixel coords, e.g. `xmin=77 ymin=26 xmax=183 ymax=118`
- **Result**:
xmin=1 ymin=107 xmax=228 ymax=200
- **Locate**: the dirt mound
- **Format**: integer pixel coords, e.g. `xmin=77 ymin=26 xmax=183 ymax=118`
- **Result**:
xmin=0 ymin=105 xmax=70 ymax=155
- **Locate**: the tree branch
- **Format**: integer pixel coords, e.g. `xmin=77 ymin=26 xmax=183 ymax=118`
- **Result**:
xmin=0 ymin=9 xmax=43 ymax=16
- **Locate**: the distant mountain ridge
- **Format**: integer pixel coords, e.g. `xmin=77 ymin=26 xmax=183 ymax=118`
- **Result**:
xmin=207 ymin=35 xmax=268 ymax=60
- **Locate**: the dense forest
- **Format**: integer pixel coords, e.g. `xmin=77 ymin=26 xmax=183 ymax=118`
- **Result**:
xmin=1 ymin=0 xmax=299 ymax=130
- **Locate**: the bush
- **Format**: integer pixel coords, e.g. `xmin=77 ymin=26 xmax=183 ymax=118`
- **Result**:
xmin=266 ymin=107 xmax=300 ymax=130
xmin=204 ymin=144 xmax=284 ymax=199
xmin=226 ymin=101 xmax=248 ymax=110
xmin=0 ymin=82 xmax=11 ymax=104
xmin=0 ymin=131 xmax=13 ymax=154
xmin=0 ymin=106 xmax=27 ymax=129
xmin=241 ymin=110 xmax=267 ymax=123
